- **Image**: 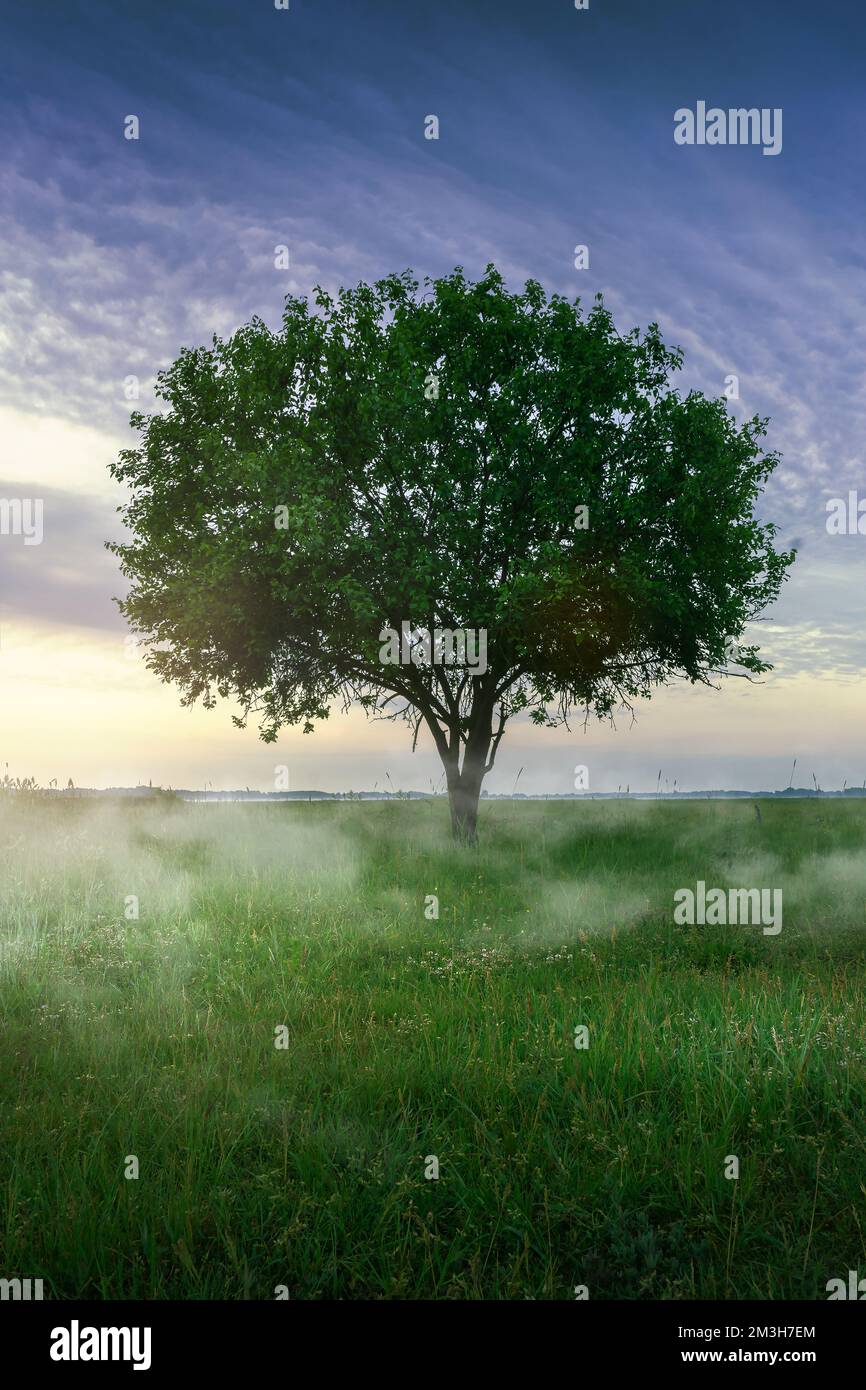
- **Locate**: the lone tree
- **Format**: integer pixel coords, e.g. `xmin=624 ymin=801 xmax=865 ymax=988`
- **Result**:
xmin=109 ymin=265 xmax=793 ymax=842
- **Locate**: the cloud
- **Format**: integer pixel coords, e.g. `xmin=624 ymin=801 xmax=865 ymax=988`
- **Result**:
xmin=0 ymin=481 xmax=125 ymax=634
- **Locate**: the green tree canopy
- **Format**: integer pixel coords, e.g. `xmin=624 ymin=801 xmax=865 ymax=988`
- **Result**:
xmin=109 ymin=265 xmax=793 ymax=840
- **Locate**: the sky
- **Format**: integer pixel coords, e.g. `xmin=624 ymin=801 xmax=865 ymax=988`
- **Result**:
xmin=1 ymin=0 xmax=865 ymax=794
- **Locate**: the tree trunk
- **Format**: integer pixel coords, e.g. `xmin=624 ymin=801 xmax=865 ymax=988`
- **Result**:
xmin=429 ymin=688 xmax=496 ymax=845
xmin=445 ymin=756 xmax=485 ymax=845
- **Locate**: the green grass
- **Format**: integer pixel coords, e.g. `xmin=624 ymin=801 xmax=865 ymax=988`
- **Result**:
xmin=1 ymin=794 xmax=864 ymax=1299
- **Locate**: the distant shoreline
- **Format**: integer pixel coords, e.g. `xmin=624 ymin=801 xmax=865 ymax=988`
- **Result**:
xmin=26 ymin=786 xmax=866 ymax=802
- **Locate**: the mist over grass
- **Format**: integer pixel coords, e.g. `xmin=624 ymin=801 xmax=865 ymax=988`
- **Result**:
xmin=0 ymin=796 xmax=864 ymax=1298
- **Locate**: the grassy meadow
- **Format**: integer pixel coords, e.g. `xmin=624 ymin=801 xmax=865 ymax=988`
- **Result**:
xmin=0 ymin=793 xmax=864 ymax=1300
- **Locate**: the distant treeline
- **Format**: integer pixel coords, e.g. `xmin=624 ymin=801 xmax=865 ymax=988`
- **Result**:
xmin=33 ymin=785 xmax=866 ymax=802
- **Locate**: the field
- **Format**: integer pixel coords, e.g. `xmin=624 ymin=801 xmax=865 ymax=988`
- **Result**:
xmin=1 ymin=794 xmax=864 ymax=1300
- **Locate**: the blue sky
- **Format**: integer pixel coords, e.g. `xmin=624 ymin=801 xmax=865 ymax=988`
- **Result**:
xmin=1 ymin=0 xmax=865 ymax=792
